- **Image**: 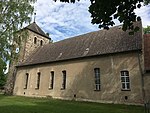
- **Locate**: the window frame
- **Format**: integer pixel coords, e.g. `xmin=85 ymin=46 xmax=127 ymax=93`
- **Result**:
xmin=24 ymin=73 xmax=29 ymax=89
xmin=61 ymin=70 xmax=66 ymax=90
xmin=49 ymin=71 xmax=54 ymax=90
xmin=40 ymin=40 xmax=43 ymax=46
xmin=34 ymin=36 xmax=37 ymax=44
xmin=35 ymin=72 xmax=41 ymax=89
xmin=94 ymin=68 xmax=101 ymax=91
xmin=120 ymin=70 xmax=131 ymax=91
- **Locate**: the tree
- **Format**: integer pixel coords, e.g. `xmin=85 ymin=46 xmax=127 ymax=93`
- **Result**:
xmin=144 ymin=26 xmax=150 ymax=34
xmin=0 ymin=0 xmax=36 ymax=90
xmin=54 ymin=0 xmax=150 ymax=33
xmin=0 ymin=58 xmax=6 ymax=89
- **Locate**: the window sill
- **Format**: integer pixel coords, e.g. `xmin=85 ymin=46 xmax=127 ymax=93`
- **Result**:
xmin=94 ymin=89 xmax=101 ymax=91
xmin=48 ymin=88 xmax=53 ymax=90
xmin=35 ymin=88 xmax=39 ymax=90
xmin=121 ymin=89 xmax=131 ymax=91
xmin=60 ymin=88 xmax=66 ymax=90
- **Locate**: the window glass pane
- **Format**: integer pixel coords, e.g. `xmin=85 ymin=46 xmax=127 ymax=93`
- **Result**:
xmin=126 ymin=83 xmax=130 ymax=89
xmin=121 ymin=77 xmax=125 ymax=82
xmin=125 ymin=71 xmax=129 ymax=76
xmin=126 ymin=77 xmax=130 ymax=82
xmin=94 ymin=68 xmax=100 ymax=90
xmin=122 ymin=83 xmax=125 ymax=89
xmin=121 ymin=71 xmax=124 ymax=76
xmin=96 ymin=84 xmax=100 ymax=90
xmin=95 ymin=79 xmax=100 ymax=84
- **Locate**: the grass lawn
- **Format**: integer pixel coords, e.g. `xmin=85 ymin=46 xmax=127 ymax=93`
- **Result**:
xmin=0 ymin=94 xmax=144 ymax=113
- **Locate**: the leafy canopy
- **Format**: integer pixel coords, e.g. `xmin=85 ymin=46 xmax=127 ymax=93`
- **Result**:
xmin=0 ymin=0 xmax=36 ymax=87
xmin=144 ymin=26 xmax=150 ymax=34
xmin=54 ymin=0 xmax=150 ymax=32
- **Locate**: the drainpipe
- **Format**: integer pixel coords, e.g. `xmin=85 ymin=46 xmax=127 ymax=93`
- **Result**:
xmin=137 ymin=51 xmax=146 ymax=110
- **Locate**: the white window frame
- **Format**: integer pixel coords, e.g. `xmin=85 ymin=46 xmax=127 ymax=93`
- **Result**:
xmin=120 ymin=71 xmax=130 ymax=90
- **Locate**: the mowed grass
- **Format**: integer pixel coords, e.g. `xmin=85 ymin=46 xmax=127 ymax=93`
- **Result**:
xmin=0 ymin=94 xmax=144 ymax=113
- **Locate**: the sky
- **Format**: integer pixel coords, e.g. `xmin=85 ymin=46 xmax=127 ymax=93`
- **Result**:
xmin=33 ymin=0 xmax=150 ymax=42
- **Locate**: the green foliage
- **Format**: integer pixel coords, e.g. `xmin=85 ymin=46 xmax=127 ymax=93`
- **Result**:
xmin=0 ymin=58 xmax=6 ymax=88
xmin=54 ymin=0 xmax=150 ymax=31
xmin=0 ymin=95 xmax=145 ymax=113
xmin=0 ymin=74 xmax=6 ymax=89
xmin=0 ymin=0 xmax=36 ymax=80
xmin=144 ymin=26 xmax=150 ymax=34
xmin=144 ymin=0 xmax=150 ymax=4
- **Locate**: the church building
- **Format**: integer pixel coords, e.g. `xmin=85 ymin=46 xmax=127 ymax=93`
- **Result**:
xmin=13 ymin=21 xmax=150 ymax=105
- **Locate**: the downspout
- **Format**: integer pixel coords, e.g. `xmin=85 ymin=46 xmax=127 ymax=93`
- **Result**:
xmin=137 ymin=50 xmax=146 ymax=109
xmin=137 ymin=24 xmax=146 ymax=109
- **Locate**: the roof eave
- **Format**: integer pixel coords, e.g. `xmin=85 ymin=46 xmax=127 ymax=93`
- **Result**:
xmin=16 ymin=49 xmax=141 ymax=68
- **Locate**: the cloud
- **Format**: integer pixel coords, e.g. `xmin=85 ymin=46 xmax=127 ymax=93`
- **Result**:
xmin=135 ymin=4 xmax=150 ymax=27
xmin=34 ymin=0 xmax=98 ymax=41
xmin=33 ymin=0 xmax=150 ymax=41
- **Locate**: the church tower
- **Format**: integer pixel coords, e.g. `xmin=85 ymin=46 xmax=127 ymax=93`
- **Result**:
xmin=5 ymin=22 xmax=51 ymax=95
xmin=17 ymin=22 xmax=51 ymax=63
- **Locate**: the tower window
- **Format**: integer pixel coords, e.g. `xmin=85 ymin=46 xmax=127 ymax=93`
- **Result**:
xmin=94 ymin=68 xmax=101 ymax=91
xmin=34 ymin=37 xmax=37 ymax=44
xmin=40 ymin=40 xmax=43 ymax=46
xmin=120 ymin=71 xmax=130 ymax=90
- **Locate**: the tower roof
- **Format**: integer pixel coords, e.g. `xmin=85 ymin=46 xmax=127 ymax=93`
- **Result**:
xmin=25 ymin=22 xmax=49 ymax=39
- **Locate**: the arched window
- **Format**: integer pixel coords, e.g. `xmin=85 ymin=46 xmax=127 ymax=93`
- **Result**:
xmin=49 ymin=71 xmax=54 ymax=89
xmin=61 ymin=70 xmax=66 ymax=90
xmin=35 ymin=72 xmax=41 ymax=89
xmin=24 ymin=73 xmax=29 ymax=89
xmin=40 ymin=40 xmax=43 ymax=46
xmin=34 ymin=37 xmax=37 ymax=44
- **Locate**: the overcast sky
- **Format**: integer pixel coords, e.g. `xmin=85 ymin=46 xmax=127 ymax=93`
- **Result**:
xmin=33 ymin=0 xmax=150 ymax=42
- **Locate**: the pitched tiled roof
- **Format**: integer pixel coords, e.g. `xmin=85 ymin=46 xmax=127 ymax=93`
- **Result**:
xmin=19 ymin=21 xmax=142 ymax=66
xmin=25 ymin=22 xmax=49 ymax=38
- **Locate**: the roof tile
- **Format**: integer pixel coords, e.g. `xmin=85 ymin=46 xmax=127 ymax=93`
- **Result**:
xmin=19 ymin=21 xmax=142 ymax=66
xmin=25 ymin=22 xmax=49 ymax=38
